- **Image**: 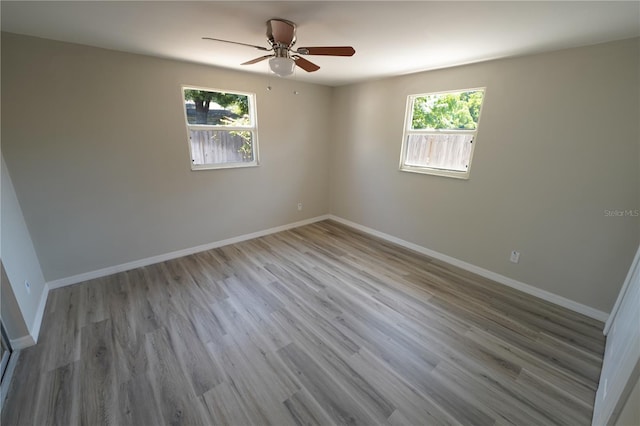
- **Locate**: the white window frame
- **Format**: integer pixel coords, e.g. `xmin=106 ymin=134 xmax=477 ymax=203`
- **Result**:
xmin=181 ymin=85 xmax=259 ymax=171
xmin=399 ymin=88 xmax=485 ymax=180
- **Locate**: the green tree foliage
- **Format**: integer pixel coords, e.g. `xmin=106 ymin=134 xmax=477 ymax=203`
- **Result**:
xmin=220 ymin=116 xmax=253 ymax=160
xmin=412 ymin=90 xmax=484 ymax=130
xmin=184 ymin=89 xmax=254 ymax=160
xmin=184 ymin=90 xmax=249 ymax=124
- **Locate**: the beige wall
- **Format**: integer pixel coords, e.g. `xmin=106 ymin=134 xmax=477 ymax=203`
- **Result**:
xmin=1 ymin=33 xmax=332 ymax=281
xmin=1 ymin=155 xmax=47 ymax=338
xmin=330 ymin=38 xmax=640 ymax=313
xmin=2 ymin=32 xmax=638 ymax=315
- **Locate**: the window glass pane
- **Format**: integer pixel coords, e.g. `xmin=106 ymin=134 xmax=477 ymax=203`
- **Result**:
xmin=190 ymin=129 xmax=254 ymax=166
xmin=182 ymin=86 xmax=258 ymax=170
xmin=184 ymin=89 xmax=251 ymax=126
xmin=404 ymin=133 xmax=473 ymax=172
xmin=411 ymin=90 xmax=484 ymax=130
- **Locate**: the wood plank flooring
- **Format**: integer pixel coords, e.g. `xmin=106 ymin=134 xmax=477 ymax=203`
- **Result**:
xmin=1 ymin=220 xmax=605 ymax=425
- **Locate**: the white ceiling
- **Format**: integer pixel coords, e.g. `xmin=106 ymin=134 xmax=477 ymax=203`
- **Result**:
xmin=2 ymin=1 xmax=639 ymax=86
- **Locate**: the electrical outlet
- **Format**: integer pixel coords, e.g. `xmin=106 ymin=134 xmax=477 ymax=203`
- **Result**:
xmin=25 ymin=280 xmax=31 ymax=295
xmin=297 ymin=202 xmax=303 ymax=211
xmin=510 ymin=250 xmax=520 ymax=263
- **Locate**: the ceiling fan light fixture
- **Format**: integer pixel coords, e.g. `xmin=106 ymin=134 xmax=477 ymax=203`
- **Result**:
xmin=269 ymin=56 xmax=295 ymax=77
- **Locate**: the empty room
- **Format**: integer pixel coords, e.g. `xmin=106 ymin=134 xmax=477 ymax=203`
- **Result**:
xmin=1 ymin=1 xmax=639 ymax=425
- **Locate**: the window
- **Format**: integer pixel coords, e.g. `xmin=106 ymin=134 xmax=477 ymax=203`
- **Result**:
xmin=400 ymin=88 xmax=485 ymax=179
xmin=182 ymin=86 xmax=258 ymax=170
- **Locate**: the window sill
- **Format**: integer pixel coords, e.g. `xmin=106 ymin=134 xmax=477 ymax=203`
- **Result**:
xmin=191 ymin=162 xmax=259 ymax=171
xmin=399 ymin=165 xmax=470 ymax=180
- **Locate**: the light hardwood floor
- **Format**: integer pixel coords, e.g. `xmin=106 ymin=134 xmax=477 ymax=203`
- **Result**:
xmin=1 ymin=220 xmax=605 ymax=425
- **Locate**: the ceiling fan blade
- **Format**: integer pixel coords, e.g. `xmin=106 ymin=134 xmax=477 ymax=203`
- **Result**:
xmin=296 ymin=46 xmax=356 ymax=56
xmin=267 ymin=19 xmax=296 ymax=46
xmin=202 ymin=37 xmax=270 ymax=52
xmin=241 ymin=55 xmax=272 ymax=65
xmin=292 ymin=56 xmax=320 ymax=73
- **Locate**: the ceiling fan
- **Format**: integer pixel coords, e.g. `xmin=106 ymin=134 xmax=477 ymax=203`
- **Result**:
xmin=203 ymin=19 xmax=355 ymax=77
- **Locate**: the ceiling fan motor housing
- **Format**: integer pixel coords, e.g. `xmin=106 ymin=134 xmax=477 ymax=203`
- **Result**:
xmin=267 ymin=19 xmax=297 ymax=47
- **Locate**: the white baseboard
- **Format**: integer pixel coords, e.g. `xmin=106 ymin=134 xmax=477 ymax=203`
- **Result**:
xmin=32 ymin=215 xmax=329 ymax=348
xmin=8 ymin=281 xmax=50 ymax=349
xmin=46 ymin=214 xmax=331 ymax=290
xmin=328 ymin=215 xmax=609 ymax=322
xmin=29 ymin=282 xmax=49 ymax=344
xmin=10 ymin=334 xmax=35 ymax=350
xmin=35 ymin=211 xmax=607 ymax=346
